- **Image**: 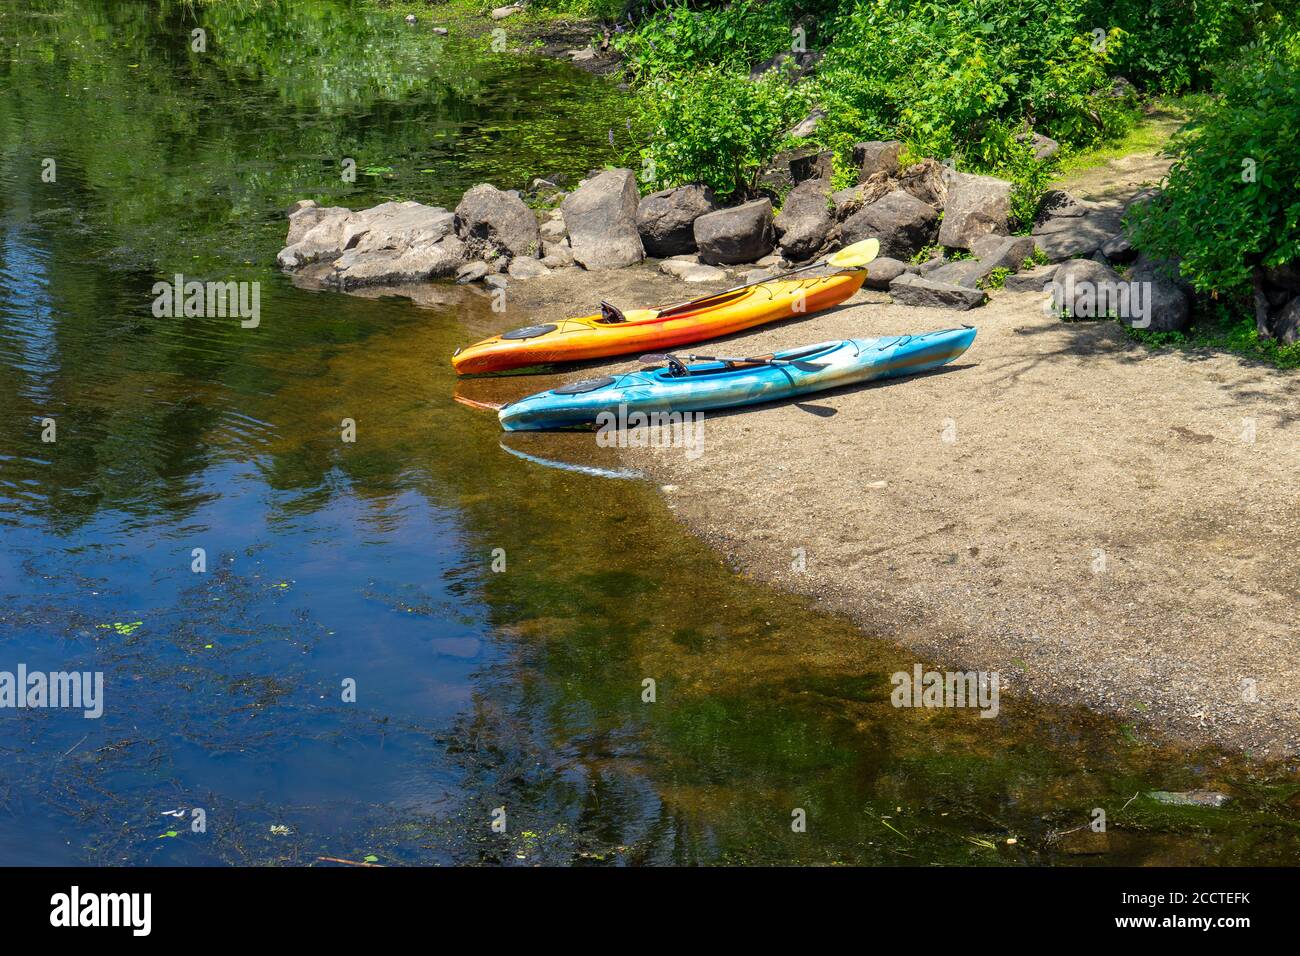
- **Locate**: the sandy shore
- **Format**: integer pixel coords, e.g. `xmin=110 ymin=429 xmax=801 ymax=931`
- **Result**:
xmin=473 ymin=257 xmax=1300 ymax=758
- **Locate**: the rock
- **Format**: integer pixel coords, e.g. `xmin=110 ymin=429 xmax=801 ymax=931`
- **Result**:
xmin=484 ymin=274 xmax=508 ymax=290
xmin=328 ymin=240 xmax=462 ymax=289
xmin=1129 ymin=256 xmax=1191 ymax=332
xmin=774 ymin=178 xmax=834 ymax=262
xmin=758 ymin=148 xmax=833 ymax=195
xmin=889 ymin=274 xmax=987 ymax=310
xmin=1002 ymin=264 xmax=1059 ymax=293
xmin=970 ymin=235 xmax=1036 ymax=273
xmin=405 ymin=14 xmax=416 ymax=25
xmin=852 ymin=141 xmax=903 ymax=181
xmin=455 ymin=184 xmax=539 ymax=258
xmin=541 ymin=239 xmax=574 ymax=268
xmin=897 ymin=158 xmax=950 ymax=209
xmin=432 ymin=27 xmax=448 ymax=36
xmin=915 ymin=256 xmax=949 ymax=277
xmin=1270 ymin=296 xmax=1300 ymax=344
xmin=749 ymin=49 xmax=822 ymax=82
xmin=1036 ymin=190 xmax=1085 ymax=220
xmin=1148 ymin=790 xmax=1230 ymax=808
xmin=659 ymin=259 xmax=727 ymax=282
xmin=277 ymin=208 xmax=357 ymax=269
xmin=490 ymin=5 xmax=522 ymax=20
xmin=539 ymin=218 xmax=567 ymax=244
xmin=1032 ymin=200 xmax=1125 ymax=261
xmin=938 ymin=172 xmax=1012 ymax=249
xmin=841 ymin=190 xmax=938 ymax=260
xmin=507 ymin=257 xmax=551 ymax=280
xmin=568 ymin=48 xmax=597 ymax=62
xmin=863 ymin=256 xmax=907 ymax=290
xmin=285 ymin=200 xmax=351 ymax=246
xmin=928 ymin=258 xmax=993 ymax=289
xmin=1101 ymin=233 xmax=1136 ymax=263
xmin=1049 ymin=259 xmax=1125 ymax=318
xmin=456 ymin=261 xmax=490 ymax=284
xmin=1016 ymin=131 xmax=1060 ymax=160
xmin=740 ymin=268 xmax=779 ymax=284
xmin=788 ymin=107 xmax=826 ymax=139
xmin=562 ymin=168 xmax=645 ymax=270
xmin=694 ymin=199 xmax=775 ymax=265
xmin=1055 ymin=830 xmax=1110 ymax=856
xmin=636 ymin=184 xmax=716 ymax=258
xmin=278 ymin=201 xmax=465 ymax=287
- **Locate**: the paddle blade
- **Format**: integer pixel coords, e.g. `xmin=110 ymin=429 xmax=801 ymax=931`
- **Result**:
xmin=826 ymin=238 xmax=880 ymax=270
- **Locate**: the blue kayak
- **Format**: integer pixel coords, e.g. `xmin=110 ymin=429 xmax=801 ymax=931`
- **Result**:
xmin=498 ymin=326 xmax=975 ymax=431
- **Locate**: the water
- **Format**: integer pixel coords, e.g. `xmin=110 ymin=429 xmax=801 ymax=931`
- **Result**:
xmin=2 ymin=0 xmax=1299 ymax=867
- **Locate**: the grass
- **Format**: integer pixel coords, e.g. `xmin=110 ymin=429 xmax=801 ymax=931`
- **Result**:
xmin=1054 ymin=96 xmax=1204 ymax=179
xmin=1126 ymin=315 xmax=1300 ymax=369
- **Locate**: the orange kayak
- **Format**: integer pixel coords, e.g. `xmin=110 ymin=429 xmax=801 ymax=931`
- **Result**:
xmin=451 ymin=270 xmax=867 ymax=375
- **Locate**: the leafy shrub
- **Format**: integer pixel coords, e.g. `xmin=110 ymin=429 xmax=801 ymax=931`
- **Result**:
xmin=1085 ymin=0 xmax=1292 ymax=93
xmin=634 ymin=67 xmax=811 ymax=199
xmin=615 ymin=1 xmax=800 ymax=80
xmin=1126 ymin=34 xmax=1300 ymax=295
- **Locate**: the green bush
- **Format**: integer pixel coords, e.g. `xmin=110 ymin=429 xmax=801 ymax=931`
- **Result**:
xmin=634 ymin=67 xmax=811 ymax=199
xmin=616 ymin=1 xmax=800 ymax=80
xmin=1126 ymin=34 xmax=1300 ymax=295
xmin=1085 ymin=0 xmax=1292 ymax=93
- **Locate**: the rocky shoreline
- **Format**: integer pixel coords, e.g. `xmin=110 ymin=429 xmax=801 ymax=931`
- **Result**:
xmin=275 ymin=137 xmax=1300 ymax=343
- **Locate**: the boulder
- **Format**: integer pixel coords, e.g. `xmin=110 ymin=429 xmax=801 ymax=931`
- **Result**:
xmin=329 ymin=240 xmax=462 ymax=289
xmin=938 ymin=172 xmax=1012 ymax=249
xmin=758 ymin=148 xmax=833 ymax=195
xmin=636 ymin=184 xmax=717 ymax=258
xmin=340 ymin=201 xmax=456 ymax=254
xmin=659 ymin=259 xmax=727 ymax=282
xmin=1270 ymin=296 xmax=1300 ymax=344
xmin=562 ymin=168 xmax=645 ymax=269
xmin=1002 ymin=264 xmax=1059 ymax=293
xmin=541 ymin=239 xmax=574 ymax=268
xmin=456 ymin=261 xmax=490 ymax=284
xmin=490 ymin=5 xmax=522 ymax=19
xmin=852 ymin=141 xmax=903 ymax=181
xmin=863 ymin=256 xmax=908 ymax=290
xmin=970 ymin=235 xmax=1036 ymax=273
xmin=841 ymin=190 xmax=938 ymax=260
xmin=1128 ymin=256 xmax=1191 ymax=332
xmin=774 ymin=178 xmax=835 ymax=262
xmin=277 ymin=208 xmax=357 ymax=269
xmin=694 ymin=199 xmax=775 ymax=265
xmin=285 ymin=200 xmax=351 ymax=246
xmin=1033 ymin=198 xmax=1125 ymax=261
xmin=928 ymin=258 xmax=993 ymax=289
xmin=455 ymin=184 xmax=539 ymax=258
xmin=539 ymin=217 xmax=568 ymax=244
xmin=507 ymin=257 xmax=551 ymax=279
xmin=1016 ymin=131 xmax=1060 ymax=160
xmin=1049 ymin=259 xmax=1124 ymax=319
xmin=1100 ymin=233 xmax=1136 ymax=263
xmin=889 ymin=274 xmax=987 ymax=310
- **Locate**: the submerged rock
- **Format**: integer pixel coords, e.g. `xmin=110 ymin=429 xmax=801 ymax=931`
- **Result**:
xmin=1148 ymin=790 xmax=1231 ymax=808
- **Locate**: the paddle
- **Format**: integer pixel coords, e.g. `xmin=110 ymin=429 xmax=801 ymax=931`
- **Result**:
xmin=656 ymin=238 xmax=882 ymax=317
xmin=639 ymin=352 xmax=828 ymax=373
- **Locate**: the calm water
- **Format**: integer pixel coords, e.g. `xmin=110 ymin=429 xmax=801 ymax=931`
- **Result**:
xmin=2 ymin=0 xmax=1299 ymax=867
